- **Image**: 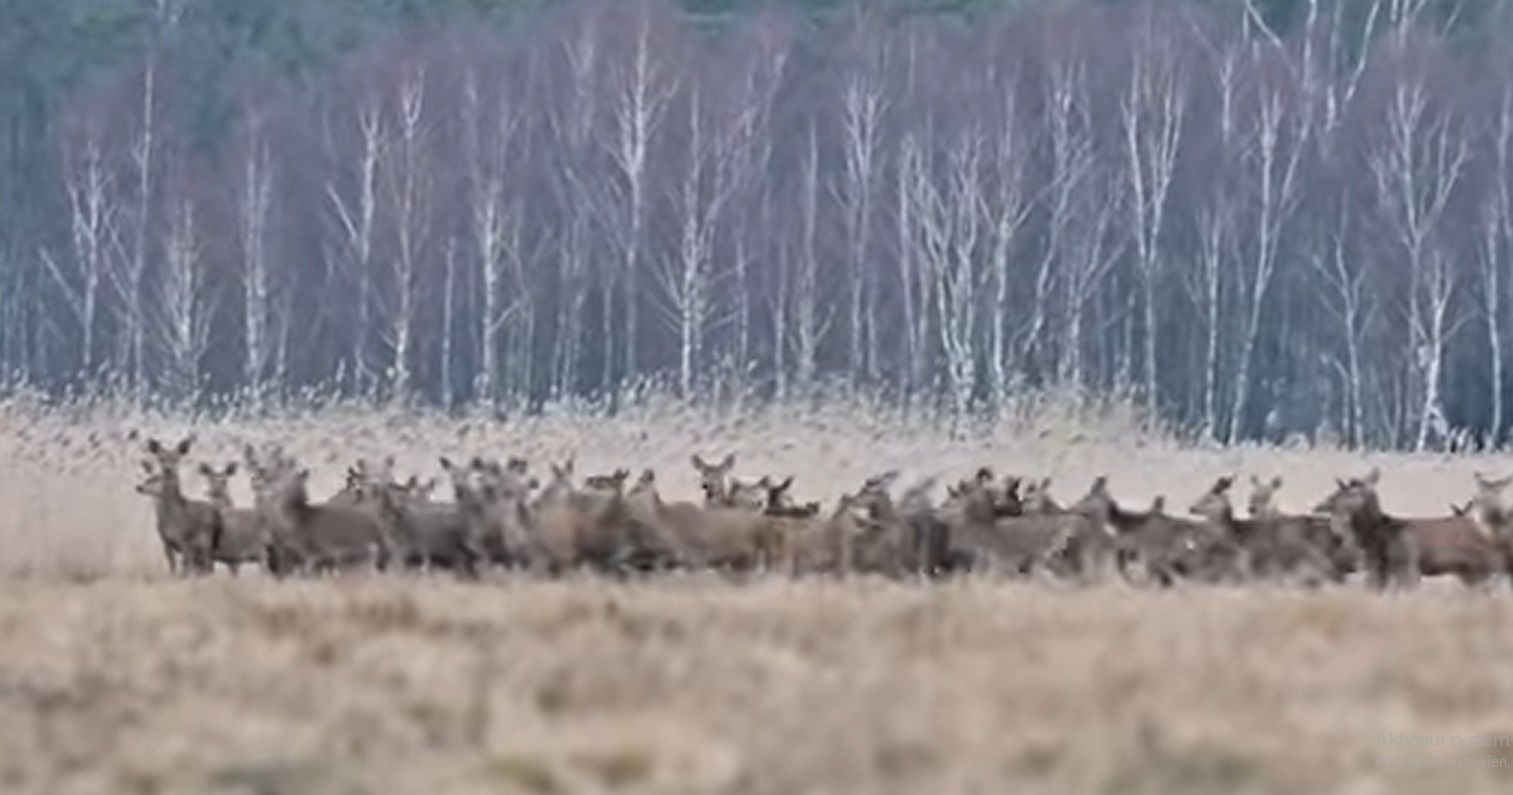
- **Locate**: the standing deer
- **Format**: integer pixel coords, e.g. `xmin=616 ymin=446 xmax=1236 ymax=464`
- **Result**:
xmin=1071 ymin=476 xmax=1239 ymax=586
xmin=1189 ymin=476 xmax=1338 ymax=585
xmin=441 ymin=457 xmax=534 ymax=569
xmin=376 ymin=475 xmax=476 ymax=576
xmin=198 ymin=462 xmax=268 ymax=575
xmin=1315 ymin=470 xmax=1511 ymax=588
xmin=1247 ymin=475 xmax=1358 ymax=577
xmin=139 ymin=436 xmax=219 ymax=575
xmin=273 ymin=469 xmax=391 ymax=574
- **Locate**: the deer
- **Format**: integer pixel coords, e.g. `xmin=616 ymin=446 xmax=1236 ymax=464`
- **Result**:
xmin=657 ymin=494 xmax=784 ymax=573
xmin=764 ymin=476 xmax=821 ymax=519
xmin=138 ymin=436 xmax=220 ymax=575
xmin=1070 ymin=476 xmax=1239 ymax=586
xmin=533 ymin=458 xmax=578 ymax=511
xmin=136 ymin=460 xmax=220 ymax=576
xmin=1021 ymin=478 xmax=1063 ymax=515
xmin=525 ymin=460 xmax=638 ymax=575
xmin=441 ymin=457 xmax=534 ymax=570
xmin=938 ymin=474 xmax=1100 ymax=580
xmin=1313 ymin=470 xmax=1511 ymax=589
xmin=1468 ymin=473 xmax=1513 ymax=539
xmin=197 ymin=462 xmax=268 ymax=575
xmin=329 ymin=456 xmax=397 ymax=508
xmin=375 ymin=474 xmax=477 ymax=576
xmin=1188 ymin=476 xmax=1339 ymax=586
xmin=1247 ymin=475 xmax=1359 ymax=578
xmin=619 ymin=469 xmax=700 ymax=570
xmin=692 ymin=453 xmax=737 ymax=507
xmin=272 ymin=468 xmax=391 ymax=574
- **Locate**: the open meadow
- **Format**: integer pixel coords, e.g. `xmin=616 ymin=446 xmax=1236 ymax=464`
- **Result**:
xmin=1 ymin=396 xmax=1511 ymax=794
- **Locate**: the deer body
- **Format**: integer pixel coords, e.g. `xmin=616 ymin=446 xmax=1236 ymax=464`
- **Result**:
xmin=275 ymin=472 xmax=390 ymax=574
xmin=199 ymin=463 xmax=267 ymax=575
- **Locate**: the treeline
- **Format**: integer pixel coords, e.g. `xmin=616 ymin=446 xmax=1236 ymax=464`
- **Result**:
xmin=5 ymin=0 xmax=1513 ymax=449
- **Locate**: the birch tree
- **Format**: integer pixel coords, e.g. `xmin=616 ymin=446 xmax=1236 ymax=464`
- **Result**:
xmin=238 ymin=111 xmax=277 ymax=404
xmin=547 ymin=19 xmax=600 ymax=400
xmin=325 ymin=97 xmax=383 ymax=396
xmin=44 ymin=133 xmax=116 ymax=377
xmin=1120 ymin=27 xmax=1186 ymax=411
xmin=1228 ymin=59 xmax=1311 ymax=443
xmin=156 ymin=194 xmax=214 ymax=405
xmin=600 ymin=6 xmax=676 ymax=393
xmin=1478 ymin=90 xmax=1513 ymax=447
xmin=792 ymin=124 xmax=823 ymax=391
xmin=105 ymin=62 xmax=158 ymax=393
xmin=377 ymin=68 xmax=430 ymax=400
xmin=1369 ymin=78 xmax=1468 ymax=450
xmin=462 ymin=71 xmax=528 ymax=402
xmin=837 ymin=46 xmax=885 ymax=384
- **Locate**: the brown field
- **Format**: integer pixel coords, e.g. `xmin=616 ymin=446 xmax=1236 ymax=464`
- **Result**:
xmin=1 ymin=396 xmax=1511 ymax=793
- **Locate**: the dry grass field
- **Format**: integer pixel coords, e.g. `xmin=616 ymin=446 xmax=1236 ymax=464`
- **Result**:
xmin=1 ymin=395 xmax=1511 ymax=794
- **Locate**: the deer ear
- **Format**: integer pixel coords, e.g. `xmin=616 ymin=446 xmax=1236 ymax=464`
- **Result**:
xmin=140 ymin=459 xmax=155 ymax=474
xmin=691 ymin=454 xmax=707 ymax=471
xmin=177 ymin=436 xmax=194 ymax=455
xmin=223 ymin=462 xmax=237 ymax=476
xmin=198 ymin=463 xmax=214 ymax=476
xmin=720 ymin=453 xmax=735 ymax=470
xmin=1364 ymin=468 xmax=1381 ymax=487
xmin=146 ymin=438 xmax=163 ymax=455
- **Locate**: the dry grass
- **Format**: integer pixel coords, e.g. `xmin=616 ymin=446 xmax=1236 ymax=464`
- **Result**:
xmin=1 ymin=579 xmax=1511 ymax=794
xmin=1 ymin=396 xmax=1511 ymax=793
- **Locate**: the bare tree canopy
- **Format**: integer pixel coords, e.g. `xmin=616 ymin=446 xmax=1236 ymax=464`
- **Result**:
xmin=4 ymin=0 xmax=1513 ymax=449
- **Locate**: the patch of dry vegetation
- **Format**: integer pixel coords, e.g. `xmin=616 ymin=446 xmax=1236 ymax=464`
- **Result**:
xmin=2 ymin=396 xmax=1512 ymax=793
xmin=1 ymin=579 xmax=1511 ymax=794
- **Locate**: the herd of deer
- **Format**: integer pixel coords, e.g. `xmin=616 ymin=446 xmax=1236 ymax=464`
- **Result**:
xmin=132 ymin=435 xmax=1513 ymax=589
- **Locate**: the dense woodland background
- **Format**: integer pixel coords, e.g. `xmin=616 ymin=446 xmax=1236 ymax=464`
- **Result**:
xmin=4 ymin=0 xmax=1513 ymax=449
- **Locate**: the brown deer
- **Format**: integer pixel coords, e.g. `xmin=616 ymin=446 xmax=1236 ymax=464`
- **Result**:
xmin=1188 ymin=476 xmax=1338 ymax=585
xmin=136 ymin=461 xmax=220 ymax=576
xmin=533 ymin=458 xmax=577 ymax=510
xmin=1070 ymin=477 xmax=1238 ymax=586
xmin=139 ymin=436 xmax=219 ymax=575
xmin=272 ymin=469 xmax=391 ymax=574
xmin=1247 ymin=475 xmax=1358 ymax=578
xmin=1469 ymin=473 xmax=1513 ymax=538
xmin=779 ymin=493 xmax=864 ymax=576
xmin=692 ymin=453 xmax=737 ymax=506
xmin=940 ymin=476 xmax=1101 ymax=580
xmin=441 ymin=457 xmax=534 ymax=570
xmin=1021 ymin=478 xmax=1063 ymax=515
xmin=764 ymin=476 xmax=821 ymax=519
xmin=375 ymin=474 xmax=477 ymax=576
xmin=197 ymin=462 xmax=267 ymax=575
xmin=1313 ymin=470 xmax=1510 ymax=588
xmin=526 ymin=460 xmax=637 ymax=574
